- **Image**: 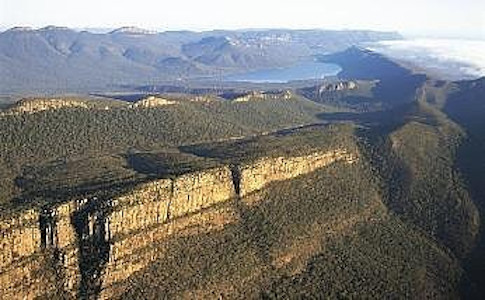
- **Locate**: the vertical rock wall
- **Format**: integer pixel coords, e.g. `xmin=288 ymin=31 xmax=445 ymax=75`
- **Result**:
xmin=0 ymin=202 xmax=81 ymax=298
xmin=240 ymin=149 xmax=357 ymax=197
xmin=0 ymin=149 xmax=357 ymax=299
xmin=0 ymin=210 xmax=43 ymax=299
xmin=101 ymin=166 xmax=235 ymax=298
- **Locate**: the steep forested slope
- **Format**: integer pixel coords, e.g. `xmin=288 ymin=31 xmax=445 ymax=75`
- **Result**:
xmin=104 ymin=123 xmax=461 ymax=299
xmin=440 ymin=78 xmax=485 ymax=297
xmin=0 ymin=94 xmax=330 ymax=210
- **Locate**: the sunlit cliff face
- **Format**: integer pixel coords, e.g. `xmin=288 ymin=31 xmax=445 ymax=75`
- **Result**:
xmin=0 ymin=149 xmax=357 ymax=299
xmin=5 ymin=99 xmax=90 ymax=114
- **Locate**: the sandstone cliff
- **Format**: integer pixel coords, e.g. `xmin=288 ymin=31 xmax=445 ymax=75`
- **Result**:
xmin=318 ymin=81 xmax=357 ymax=93
xmin=0 ymin=149 xmax=357 ymax=299
xmin=239 ymin=149 xmax=357 ymax=198
xmin=232 ymin=90 xmax=293 ymax=102
xmin=5 ymin=98 xmax=90 ymax=114
xmin=130 ymin=96 xmax=177 ymax=108
xmin=0 ymin=201 xmax=80 ymax=298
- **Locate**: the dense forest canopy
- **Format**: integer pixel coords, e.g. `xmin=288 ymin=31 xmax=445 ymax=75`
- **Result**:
xmin=1 ymin=47 xmax=485 ymax=299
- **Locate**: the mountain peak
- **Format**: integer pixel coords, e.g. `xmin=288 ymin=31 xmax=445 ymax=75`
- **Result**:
xmin=38 ymin=26 xmax=72 ymax=32
xmin=5 ymin=26 xmax=35 ymax=33
xmin=109 ymin=26 xmax=157 ymax=35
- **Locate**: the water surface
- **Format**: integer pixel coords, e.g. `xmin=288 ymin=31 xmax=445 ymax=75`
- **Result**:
xmin=225 ymin=61 xmax=341 ymax=83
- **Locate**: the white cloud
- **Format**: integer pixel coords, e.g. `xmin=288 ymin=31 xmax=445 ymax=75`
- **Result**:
xmin=368 ymin=39 xmax=485 ymax=80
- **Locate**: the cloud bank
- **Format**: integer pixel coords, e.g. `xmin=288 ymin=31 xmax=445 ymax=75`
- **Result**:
xmin=368 ymin=39 xmax=485 ymax=80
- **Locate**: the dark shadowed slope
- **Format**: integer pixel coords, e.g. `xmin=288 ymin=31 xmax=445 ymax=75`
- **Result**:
xmin=319 ymin=47 xmax=427 ymax=107
xmin=440 ymin=77 xmax=485 ymax=298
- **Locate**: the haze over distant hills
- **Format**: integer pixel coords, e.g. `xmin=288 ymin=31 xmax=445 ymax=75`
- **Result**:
xmin=0 ymin=26 xmax=401 ymax=93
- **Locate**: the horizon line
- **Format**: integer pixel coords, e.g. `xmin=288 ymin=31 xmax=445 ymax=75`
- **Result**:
xmin=0 ymin=24 xmax=403 ymax=34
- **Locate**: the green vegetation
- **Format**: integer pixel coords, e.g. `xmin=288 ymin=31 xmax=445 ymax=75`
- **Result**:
xmin=182 ymin=123 xmax=356 ymax=163
xmin=266 ymin=217 xmax=461 ymax=299
xmin=2 ymin=74 xmax=485 ymax=298
xmin=441 ymin=78 xmax=485 ymax=296
xmin=385 ymin=102 xmax=478 ymax=258
xmin=0 ymin=95 xmax=333 ymax=219
xmin=119 ymin=134 xmax=461 ymax=299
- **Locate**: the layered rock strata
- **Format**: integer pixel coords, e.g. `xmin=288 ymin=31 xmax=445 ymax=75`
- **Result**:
xmin=0 ymin=149 xmax=357 ymax=298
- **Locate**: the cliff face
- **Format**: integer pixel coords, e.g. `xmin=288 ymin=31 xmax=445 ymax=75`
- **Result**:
xmin=318 ymin=81 xmax=357 ymax=93
xmin=0 ymin=209 xmax=42 ymax=299
xmin=0 ymin=149 xmax=357 ymax=299
xmin=131 ymin=96 xmax=177 ymax=108
xmin=239 ymin=149 xmax=357 ymax=198
xmin=4 ymin=98 xmax=90 ymax=114
xmin=0 ymin=201 xmax=80 ymax=298
xmin=232 ymin=90 xmax=293 ymax=102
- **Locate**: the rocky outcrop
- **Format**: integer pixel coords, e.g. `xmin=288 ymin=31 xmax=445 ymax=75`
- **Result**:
xmin=239 ymin=149 xmax=357 ymax=198
xmin=0 ymin=208 xmax=41 ymax=299
xmin=232 ymin=90 xmax=293 ymax=102
xmin=6 ymin=26 xmax=34 ymax=32
xmin=1 ymin=96 xmax=180 ymax=116
xmin=0 ymin=149 xmax=357 ymax=299
xmin=108 ymin=166 xmax=234 ymax=238
xmin=0 ymin=201 xmax=80 ymax=298
xmin=190 ymin=95 xmax=216 ymax=103
xmin=5 ymin=98 xmax=90 ymax=114
xmin=318 ymin=81 xmax=358 ymax=93
xmin=131 ymin=96 xmax=177 ymax=108
xmin=109 ymin=27 xmax=157 ymax=35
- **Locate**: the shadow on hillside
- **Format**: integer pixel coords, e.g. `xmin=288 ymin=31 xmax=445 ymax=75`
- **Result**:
xmin=125 ymin=151 xmax=220 ymax=178
xmin=91 ymin=93 xmax=148 ymax=102
xmin=455 ymin=136 xmax=485 ymax=299
xmin=444 ymin=79 xmax=485 ymax=299
xmin=316 ymin=109 xmax=403 ymax=136
xmin=319 ymin=47 xmax=428 ymax=105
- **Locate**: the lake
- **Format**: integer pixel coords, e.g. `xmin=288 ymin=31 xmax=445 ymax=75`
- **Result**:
xmin=225 ymin=61 xmax=341 ymax=83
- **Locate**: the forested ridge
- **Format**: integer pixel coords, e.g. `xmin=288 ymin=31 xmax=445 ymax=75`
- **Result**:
xmin=0 ymin=94 xmax=329 ymax=211
xmin=2 ymin=53 xmax=485 ymax=298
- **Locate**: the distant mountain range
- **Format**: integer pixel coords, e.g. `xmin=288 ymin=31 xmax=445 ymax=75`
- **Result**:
xmin=0 ymin=27 xmax=401 ymax=93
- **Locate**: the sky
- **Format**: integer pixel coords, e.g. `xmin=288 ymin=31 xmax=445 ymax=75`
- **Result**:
xmin=1 ymin=0 xmax=484 ymax=39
